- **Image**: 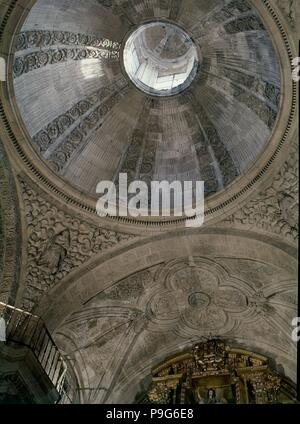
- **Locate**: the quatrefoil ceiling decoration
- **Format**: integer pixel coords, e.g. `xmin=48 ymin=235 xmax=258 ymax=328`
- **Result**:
xmin=146 ymin=259 xmax=253 ymax=335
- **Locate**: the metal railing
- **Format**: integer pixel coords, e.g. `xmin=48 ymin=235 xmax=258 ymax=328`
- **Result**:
xmin=0 ymin=302 xmax=67 ymax=398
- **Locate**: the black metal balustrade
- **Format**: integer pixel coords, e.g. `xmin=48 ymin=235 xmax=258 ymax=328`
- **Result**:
xmin=0 ymin=301 xmax=68 ymax=401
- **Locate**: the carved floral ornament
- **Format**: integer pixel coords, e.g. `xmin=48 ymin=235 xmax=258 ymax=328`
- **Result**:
xmin=146 ymin=339 xmax=296 ymax=404
xmin=13 ymin=47 xmax=120 ymax=78
xmin=15 ymin=30 xmax=121 ymax=52
xmin=223 ymin=141 xmax=298 ymax=243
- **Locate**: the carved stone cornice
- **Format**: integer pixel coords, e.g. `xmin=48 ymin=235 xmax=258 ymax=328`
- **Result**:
xmin=19 ymin=178 xmax=138 ymax=312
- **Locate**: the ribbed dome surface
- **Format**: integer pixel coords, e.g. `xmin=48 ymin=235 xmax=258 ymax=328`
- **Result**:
xmin=13 ymin=0 xmax=281 ymax=200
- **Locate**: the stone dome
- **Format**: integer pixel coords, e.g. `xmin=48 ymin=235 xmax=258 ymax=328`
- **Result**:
xmin=13 ymin=0 xmax=281 ymax=203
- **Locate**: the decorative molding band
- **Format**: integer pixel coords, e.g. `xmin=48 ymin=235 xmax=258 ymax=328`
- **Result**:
xmin=198 ymin=66 xmax=280 ymax=127
xmin=224 ymin=14 xmax=265 ymax=33
xmin=48 ymin=82 xmax=130 ymax=173
xmin=117 ymin=98 xmax=153 ymax=186
xmin=188 ymin=91 xmax=239 ymax=187
xmin=222 ymin=67 xmax=280 ymax=108
xmin=32 ymin=77 xmax=128 ymax=156
xmin=15 ymin=30 xmax=121 ymax=52
xmin=13 ymin=47 xmax=120 ymax=78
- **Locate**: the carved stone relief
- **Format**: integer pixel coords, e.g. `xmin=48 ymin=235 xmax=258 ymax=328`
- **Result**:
xmin=224 ymin=15 xmax=265 ymax=34
xmin=223 ymin=142 xmax=299 ymax=243
xmin=232 ymin=87 xmax=277 ymax=129
xmin=275 ymin=0 xmax=297 ymax=29
xmin=19 ymin=179 xmax=137 ymax=311
xmin=32 ymin=77 xmax=128 ymax=158
xmin=190 ymin=0 xmax=253 ymax=39
xmin=15 ymin=31 xmax=121 ymax=52
xmin=47 ymin=81 xmax=130 ymax=173
xmin=53 ymin=255 xmax=296 ymax=403
xmin=186 ymin=92 xmax=238 ymax=187
xmin=96 ymin=270 xmax=152 ymax=302
xmin=116 ymin=98 xmax=153 ymax=188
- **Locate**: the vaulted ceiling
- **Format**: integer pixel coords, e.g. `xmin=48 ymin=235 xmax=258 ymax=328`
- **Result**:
xmin=50 ymin=233 xmax=297 ymax=403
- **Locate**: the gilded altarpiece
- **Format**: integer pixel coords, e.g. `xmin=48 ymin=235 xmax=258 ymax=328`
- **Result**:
xmin=146 ymin=340 xmax=297 ymax=404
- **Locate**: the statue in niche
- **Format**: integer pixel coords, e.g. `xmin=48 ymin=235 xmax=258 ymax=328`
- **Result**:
xmin=195 ymin=387 xmax=216 ymax=404
xmin=206 ymin=388 xmax=217 ymax=404
xmin=37 ymin=228 xmax=70 ymax=274
xmin=195 ymin=386 xmax=230 ymax=404
xmin=195 ymin=388 xmax=205 ymax=404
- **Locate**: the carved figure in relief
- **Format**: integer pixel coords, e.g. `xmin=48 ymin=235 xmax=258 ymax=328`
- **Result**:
xmin=37 ymin=229 xmax=70 ymax=274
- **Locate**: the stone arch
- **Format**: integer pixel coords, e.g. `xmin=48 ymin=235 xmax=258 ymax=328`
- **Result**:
xmin=42 ymin=229 xmax=297 ymax=403
xmin=0 ymin=138 xmax=21 ymax=305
